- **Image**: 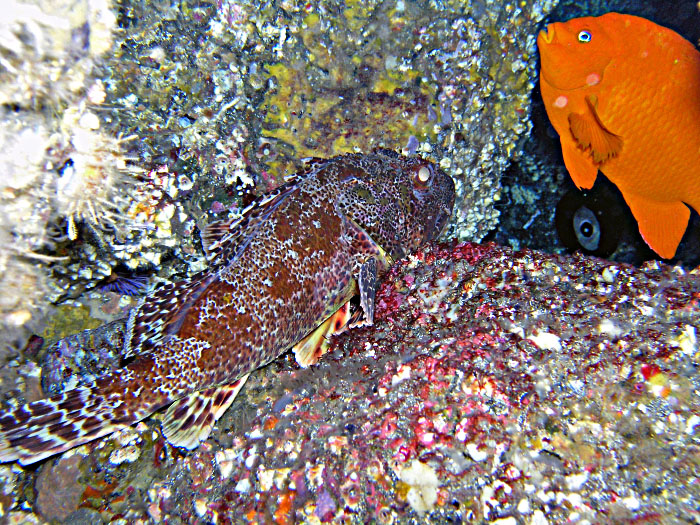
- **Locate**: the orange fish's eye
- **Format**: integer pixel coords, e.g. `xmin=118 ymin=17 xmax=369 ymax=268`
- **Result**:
xmin=577 ymin=30 xmax=592 ymax=43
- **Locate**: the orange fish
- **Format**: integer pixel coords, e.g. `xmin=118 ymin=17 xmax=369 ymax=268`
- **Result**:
xmin=537 ymin=12 xmax=700 ymax=259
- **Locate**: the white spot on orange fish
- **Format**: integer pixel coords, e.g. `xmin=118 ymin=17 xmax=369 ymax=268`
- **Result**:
xmin=554 ymin=95 xmax=568 ymax=108
xmin=586 ymin=73 xmax=600 ymax=86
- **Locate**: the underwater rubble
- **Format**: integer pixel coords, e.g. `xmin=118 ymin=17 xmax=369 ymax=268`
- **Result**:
xmin=1 ymin=242 xmax=699 ymax=523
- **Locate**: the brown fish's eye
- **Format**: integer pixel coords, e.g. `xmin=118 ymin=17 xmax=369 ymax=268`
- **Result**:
xmin=577 ymin=30 xmax=592 ymax=43
xmin=413 ymin=165 xmax=432 ymax=188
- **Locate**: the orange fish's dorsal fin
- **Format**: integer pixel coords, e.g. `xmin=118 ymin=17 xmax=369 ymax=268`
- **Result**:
xmin=568 ymin=96 xmax=624 ymax=165
xmin=293 ymin=301 xmax=352 ymax=368
xmin=161 ymin=375 xmax=249 ymax=449
xmin=561 ymin=138 xmax=599 ymax=189
xmin=623 ymin=193 xmax=690 ymax=259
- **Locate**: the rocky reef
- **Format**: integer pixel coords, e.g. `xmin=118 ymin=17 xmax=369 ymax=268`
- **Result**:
xmin=2 ymin=242 xmax=698 ymax=523
xmin=101 ymin=0 xmax=556 ymax=244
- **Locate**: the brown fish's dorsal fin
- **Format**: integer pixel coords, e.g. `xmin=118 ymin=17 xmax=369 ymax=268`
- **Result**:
xmin=299 ymin=156 xmax=328 ymax=173
xmin=203 ymin=158 xmax=335 ymax=265
xmin=293 ymin=301 xmax=352 ymax=367
xmin=131 ymin=167 xmax=317 ymax=358
xmin=623 ymin=193 xmax=690 ymax=259
xmin=370 ymin=147 xmax=403 ymax=159
xmin=124 ymin=272 xmax=217 ymax=358
xmin=203 ymin=174 xmax=309 ymax=268
xmin=568 ymin=95 xmax=623 ymax=165
xmin=200 ymin=218 xmax=235 ymax=254
xmin=161 ymin=375 xmax=249 ymax=449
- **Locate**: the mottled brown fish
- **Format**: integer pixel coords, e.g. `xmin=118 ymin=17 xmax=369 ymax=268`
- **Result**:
xmin=0 ymin=150 xmax=455 ymax=465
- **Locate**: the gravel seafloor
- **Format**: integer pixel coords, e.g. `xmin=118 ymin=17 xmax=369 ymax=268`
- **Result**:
xmin=2 ymin=241 xmax=699 ymax=524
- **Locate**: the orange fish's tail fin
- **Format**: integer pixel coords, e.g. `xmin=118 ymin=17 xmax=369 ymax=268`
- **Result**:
xmin=624 ymin=193 xmax=690 ymax=259
xmin=0 ymin=380 xmax=146 ymax=465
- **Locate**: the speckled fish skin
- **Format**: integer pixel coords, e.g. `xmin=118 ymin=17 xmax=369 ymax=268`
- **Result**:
xmin=0 ymin=150 xmax=455 ymax=465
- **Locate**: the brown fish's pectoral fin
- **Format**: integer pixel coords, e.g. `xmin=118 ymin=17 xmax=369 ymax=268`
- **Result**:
xmin=293 ymin=301 xmax=352 ymax=368
xmin=568 ymin=96 xmax=623 ymax=166
xmin=624 ymin=193 xmax=690 ymax=259
xmin=349 ymin=257 xmax=378 ymax=329
xmin=161 ymin=375 xmax=249 ymax=450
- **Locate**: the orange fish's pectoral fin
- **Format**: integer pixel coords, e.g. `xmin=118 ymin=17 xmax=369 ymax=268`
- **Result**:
xmin=568 ymin=96 xmax=623 ymax=166
xmin=161 ymin=375 xmax=249 ymax=449
xmin=624 ymin=193 xmax=690 ymax=259
xmin=561 ymin=138 xmax=599 ymax=189
xmin=293 ymin=301 xmax=352 ymax=368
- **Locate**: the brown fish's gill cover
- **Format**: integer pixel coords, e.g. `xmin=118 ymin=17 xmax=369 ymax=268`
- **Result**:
xmin=537 ymin=12 xmax=700 ymax=259
xmin=0 ymin=150 xmax=455 ymax=465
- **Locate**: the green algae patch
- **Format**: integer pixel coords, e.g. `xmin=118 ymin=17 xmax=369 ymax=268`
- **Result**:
xmin=40 ymin=304 xmax=103 ymax=349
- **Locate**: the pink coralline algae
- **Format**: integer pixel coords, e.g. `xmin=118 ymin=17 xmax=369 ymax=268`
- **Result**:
xmin=5 ymin=241 xmax=700 ymax=523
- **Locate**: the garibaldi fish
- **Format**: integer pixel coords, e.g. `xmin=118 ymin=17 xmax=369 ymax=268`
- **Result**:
xmin=538 ymin=12 xmax=700 ymax=259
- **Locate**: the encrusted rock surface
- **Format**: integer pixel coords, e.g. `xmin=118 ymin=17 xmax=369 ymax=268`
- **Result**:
xmin=2 ymin=242 xmax=698 ymax=523
xmin=2 ymin=0 xmax=700 ymax=523
xmin=102 ymin=0 xmax=557 ymax=244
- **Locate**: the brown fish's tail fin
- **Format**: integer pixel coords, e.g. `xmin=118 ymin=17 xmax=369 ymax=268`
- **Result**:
xmin=0 ymin=379 xmax=148 ymax=466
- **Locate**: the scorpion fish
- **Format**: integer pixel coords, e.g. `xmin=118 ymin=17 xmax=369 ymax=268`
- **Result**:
xmin=0 ymin=150 xmax=455 ymax=465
